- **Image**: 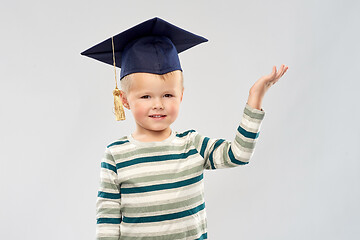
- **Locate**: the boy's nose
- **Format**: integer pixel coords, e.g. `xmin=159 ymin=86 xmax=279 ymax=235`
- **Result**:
xmin=152 ymin=99 xmax=164 ymax=109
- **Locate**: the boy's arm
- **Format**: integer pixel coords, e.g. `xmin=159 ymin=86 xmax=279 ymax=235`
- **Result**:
xmin=96 ymin=147 xmax=121 ymax=239
xmin=193 ymin=102 xmax=265 ymax=169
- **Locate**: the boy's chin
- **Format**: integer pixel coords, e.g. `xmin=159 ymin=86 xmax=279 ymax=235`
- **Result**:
xmin=143 ymin=125 xmax=173 ymax=132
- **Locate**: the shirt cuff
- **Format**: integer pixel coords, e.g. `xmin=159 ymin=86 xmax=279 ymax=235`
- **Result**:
xmin=245 ymin=103 xmax=265 ymax=120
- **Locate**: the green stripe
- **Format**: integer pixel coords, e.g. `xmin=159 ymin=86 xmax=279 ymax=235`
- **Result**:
xmin=116 ymin=149 xmax=198 ymax=169
xmin=100 ymin=182 xmax=119 ymax=191
xmin=114 ymin=145 xmax=189 ymax=160
xmin=121 ymin=173 xmax=203 ymax=194
xmin=103 ymin=152 xmax=114 ymax=161
xmin=221 ymin=143 xmax=234 ymax=168
xmin=107 ymin=140 xmax=129 ymax=148
xmin=244 ymin=105 xmax=265 ymax=120
xmin=97 ymin=217 xmax=121 ymax=224
xmin=200 ymin=137 xmax=210 ymax=159
xmin=176 ymin=129 xmax=195 ymax=137
xmin=101 ymin=162 xmax=117 ymax=173
xmin=129 ymin=164 xmax=203 ymax=185
xmin=123 ymin=193 xmax=204 ymax=214
xmin=228 ymin=146 xmax=248 ymax=165
xmin=237 ymin=125 xmax=259 ymax=139
xmin=98 ymin=191 xmax=120 ymax=199
xmin=97 ymin=207 xmax=121 ymax=215
xmin=208 ymin=139 xmax=225 ymax=169
xmin=235 ymin=134 xmax=255 ymax=149
xmin=120 ymin=222 xmax=207 ymax=240
xmin=98 ymin=237 xmax=121 ymax=240
xmin=123 ymin=202 xmax=205 ymax=223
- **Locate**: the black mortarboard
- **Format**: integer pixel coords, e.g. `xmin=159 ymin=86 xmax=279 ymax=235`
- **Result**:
xmin=81 ymin=17 xmax=208 ymax=80
xmin=81 ymin=17 xmax=208 ymax=121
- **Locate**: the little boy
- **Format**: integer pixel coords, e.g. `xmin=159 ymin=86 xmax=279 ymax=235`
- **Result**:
xmin=82 ymin=17 xmax=288 ymax=240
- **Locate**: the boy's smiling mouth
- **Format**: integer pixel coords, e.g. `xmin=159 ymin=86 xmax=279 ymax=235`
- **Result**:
xmin=149 ymin=114 xmax=167 ymax=119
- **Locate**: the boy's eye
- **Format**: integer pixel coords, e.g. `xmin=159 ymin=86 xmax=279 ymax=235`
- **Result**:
xmin=140 ymin=94 xmax=173 ymax=98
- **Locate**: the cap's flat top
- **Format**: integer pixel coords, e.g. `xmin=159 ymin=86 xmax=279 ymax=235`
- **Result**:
xmin=81 ymin=17 xmax=208 ymax=68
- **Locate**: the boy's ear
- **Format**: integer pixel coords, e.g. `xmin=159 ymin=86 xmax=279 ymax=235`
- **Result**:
xmin=180 ymin=87 xmax=184 ymax=102
xmin=119 ymin=90 xmax=130 ymax=109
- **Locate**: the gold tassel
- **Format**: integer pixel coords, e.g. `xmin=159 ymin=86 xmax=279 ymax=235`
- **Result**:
xmin=113 ymin=87 xmax=125 ymax=121
xmin=111 ymin=36 xmax=125 ymax=121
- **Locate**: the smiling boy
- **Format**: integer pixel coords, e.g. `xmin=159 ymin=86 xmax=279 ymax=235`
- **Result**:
xmin=119 ymin=70 xmax=184 ymax=142
xmin=81 ymin=17 xmax=288 ymax=240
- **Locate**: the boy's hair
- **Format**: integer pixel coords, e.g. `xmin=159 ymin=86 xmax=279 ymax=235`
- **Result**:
xmin=120 ymin=70 xmax=184 ymax=94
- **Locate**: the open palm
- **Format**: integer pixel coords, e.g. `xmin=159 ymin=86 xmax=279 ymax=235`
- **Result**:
xmin=250 ymin=64 xmax=289 ymax=97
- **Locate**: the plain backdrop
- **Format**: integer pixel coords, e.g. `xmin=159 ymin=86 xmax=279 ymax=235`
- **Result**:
xmin=1 ymin=0 xmax=359 ymax=239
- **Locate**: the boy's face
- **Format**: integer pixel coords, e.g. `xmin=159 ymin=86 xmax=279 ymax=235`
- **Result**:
xmin=121 ymin=71 xmax=184 ymax=137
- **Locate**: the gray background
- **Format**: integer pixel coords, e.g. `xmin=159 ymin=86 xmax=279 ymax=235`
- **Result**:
xmin=1 ymin=0 xmax=359 ymax=239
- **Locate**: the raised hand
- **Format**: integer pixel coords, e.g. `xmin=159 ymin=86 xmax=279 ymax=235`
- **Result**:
xmin=247 ymin=64 xmax=289 ymax=110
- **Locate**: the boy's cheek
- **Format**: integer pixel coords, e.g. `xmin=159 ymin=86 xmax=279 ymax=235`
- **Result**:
xmin=168 ymin=105 xmax=180 ymax=117
xmin=132 ymin=103 xmax=150 ymax=118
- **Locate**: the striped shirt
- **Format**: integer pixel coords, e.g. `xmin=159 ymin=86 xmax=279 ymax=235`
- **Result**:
xmin=96 ymin=103 xmax=265 ymax=240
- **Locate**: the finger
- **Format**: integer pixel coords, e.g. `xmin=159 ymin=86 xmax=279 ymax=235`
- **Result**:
xmin=271 ymin=66 xmax=277 ymax=76
xmin=280 ymin=66 xmax=288 ymax=77
xmin=264 ymin=66 xmax=277 ymax=81
xmin=278 ymin=65 xmax=285 ymax=77
xmin=275 ymin=65 xmax=283 ymax=79
xmin=277 ymin=65 xmax=286 ymax=78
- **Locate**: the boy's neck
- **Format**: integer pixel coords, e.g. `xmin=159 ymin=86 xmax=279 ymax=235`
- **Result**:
xmin=131 ymin=127 xmax=172 ymax=142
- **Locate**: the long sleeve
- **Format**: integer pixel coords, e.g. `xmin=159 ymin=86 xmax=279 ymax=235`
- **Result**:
xmin=192 ymin=103 xmax=265 ymax=170
xmin=96 ymin=147 xmax=122 ymax=240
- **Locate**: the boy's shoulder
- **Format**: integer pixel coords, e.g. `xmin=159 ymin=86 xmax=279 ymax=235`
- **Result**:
xmin=105 ymin=129 xmax=199 ymax=149
xmin=175 ymin=129 xmax=197 ymax=138
xmin=106 ymin=135 xmax=129 ymax=149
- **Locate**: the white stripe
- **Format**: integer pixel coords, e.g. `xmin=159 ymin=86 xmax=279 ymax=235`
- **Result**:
xmin=119 ymin=154 xmax=203 ymax=184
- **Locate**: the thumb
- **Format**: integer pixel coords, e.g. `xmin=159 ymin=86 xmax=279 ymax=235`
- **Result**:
xmin=272 ymin=66 xmax=277 ymax=75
